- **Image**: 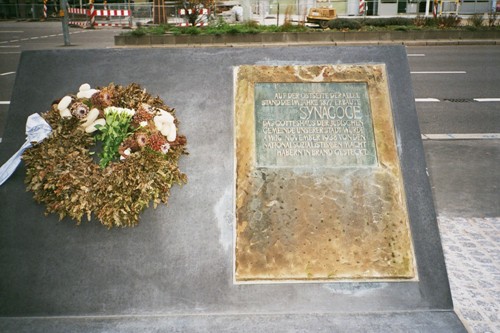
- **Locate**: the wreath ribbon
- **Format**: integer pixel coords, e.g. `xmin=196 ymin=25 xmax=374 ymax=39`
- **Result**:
xmin=0 ymin=114 xmax=52 ymax=186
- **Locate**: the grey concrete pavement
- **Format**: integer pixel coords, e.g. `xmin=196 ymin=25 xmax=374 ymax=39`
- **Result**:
xmin=0 ymin=21 xmax=498 ymax=333
xmin=425 ymin=140 xmax=499 ymax=218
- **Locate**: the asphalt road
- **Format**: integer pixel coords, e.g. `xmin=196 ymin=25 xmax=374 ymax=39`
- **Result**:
xmin=0 ymin=21 xmax=120 ymax=141
xmin=406 ymin=46 xmax=500 ymax=217
xmin=1 ymin=21 xmax=499 ymax=218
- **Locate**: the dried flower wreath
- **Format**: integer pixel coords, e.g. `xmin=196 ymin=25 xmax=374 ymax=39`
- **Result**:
xmin=22 ymin=83 xmax=187 ymax=228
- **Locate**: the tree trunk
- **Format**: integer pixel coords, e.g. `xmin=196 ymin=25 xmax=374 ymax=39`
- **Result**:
xmin=153 ymin=0 xmax=166 ymax=24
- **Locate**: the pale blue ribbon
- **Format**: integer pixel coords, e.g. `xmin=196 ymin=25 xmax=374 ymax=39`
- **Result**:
xmin=0 ymin=113 xmax=52 ymax=186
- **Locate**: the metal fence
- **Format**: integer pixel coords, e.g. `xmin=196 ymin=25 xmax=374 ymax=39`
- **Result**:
xmin=0 ymin=3 xmax=200 ymax=25
xmin=0 ymin=4 xmax=48 ymax=19
xmin=0 ymin=3 xmax=149 ymax=20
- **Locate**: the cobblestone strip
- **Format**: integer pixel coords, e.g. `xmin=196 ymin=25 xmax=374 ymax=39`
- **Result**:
xmin=438 ymin=217 xmax=500 ymax=333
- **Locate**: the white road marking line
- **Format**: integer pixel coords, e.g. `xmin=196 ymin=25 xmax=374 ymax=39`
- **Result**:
xmin=0 ymin=52 xmax=21 ymax=54
xmin=408 ymin=54 xmax=425 ymax=57
xmin=0 ymin=45 xmax=20 ymax=48
xmin=415 ymin=98 xmax=500 ymax=103
xmin=411 ymin=71 xmax=467 ymax=74
xmin=0 ymin=72 xmax=15 ymax=76
xmin=421 ymin=133 xmax=500 ymax=140
xmin=415 ymin=98 xmax=440 ymax=102
xmin=0 ymin=31 xmax=24 ymax=33
xmin=474 ymin=98 xmax=500 ymax=102
xmin=1 ymin=34 xmax=66 ymax=43
xmin=0 ymin=101 xmax=11 ymax=104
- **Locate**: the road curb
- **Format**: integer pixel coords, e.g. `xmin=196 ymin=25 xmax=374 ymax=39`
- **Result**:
xmin=114 ymin=30 xmax=500 ymax=47
xmin=114 ymin=39 xmax=500 ymax=48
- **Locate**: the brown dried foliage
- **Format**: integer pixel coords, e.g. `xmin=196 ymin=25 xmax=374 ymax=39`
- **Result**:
xmin=22 ymin=83 xmax=188 ymax=228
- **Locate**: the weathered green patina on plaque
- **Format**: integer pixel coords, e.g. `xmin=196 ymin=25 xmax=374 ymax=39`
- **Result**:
xmin=235 ymin=65 xmax=416 ymax=282
xmin=254 ymin=82 xmax=377 ymax=168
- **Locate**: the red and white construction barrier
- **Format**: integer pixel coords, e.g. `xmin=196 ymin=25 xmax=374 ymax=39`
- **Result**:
xmin=43 ymin=0 xmax=47 ymax=19
xmin=93 ymin=9 xmax=131 ymax=26
xmin=177 ymin=8 xmax=209 ymax=27
xmin=95 ymin=21 xmax=131 ymax=27
xmin=68 ymin=5 xmax=131 ymax=28
xmin=68 ymin=7 xmax=91 ymax=27
xmin=103 ymin=0 xmax=110 ymax=20
xmin=359 ymin=0 xmax=366 ymax=15
xmin=178 ymin=8 xmax=209 ymax=16
xmin=433 ymin=0 xmax=439 ymax=17
xmin=95 ymin=10 xmax=130 ymax=17
xmin=89 ymin=1 xmax=96 ymax=27
xmin=68 ymin=8 xmax=88 ymax=15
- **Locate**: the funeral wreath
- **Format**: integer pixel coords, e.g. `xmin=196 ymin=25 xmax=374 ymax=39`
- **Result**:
xmin=22 ymin=83 xmax=188 ymax=228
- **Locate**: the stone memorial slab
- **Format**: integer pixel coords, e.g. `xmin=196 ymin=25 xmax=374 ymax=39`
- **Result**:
xmin=254 ymin=82 xmax=377 ymax=167
xmin=235 ymin=65 xmax=415 ymax=282
xmin=0 ymin=47 xmax=466 ymax=332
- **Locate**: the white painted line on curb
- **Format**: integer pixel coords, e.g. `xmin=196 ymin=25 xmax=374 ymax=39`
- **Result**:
xmin=474 ymin=98 xmax=500 ymax=102
xmin=408 ymin=54 xmax=425 ymax=57
xmin=416 ymin=98 xmax=440 ymax=102
xmin=0 ymin=101 xmax=11 ymax=104
xmin=0 ymin=31 xmax=24 ymax=33
xmin=421 ymin=133 xmax=500 ymax=140
xmin=411 ymin=71 xmax=467 ymax=74
xmin=0 ymin=72 xmax=15 ymax=76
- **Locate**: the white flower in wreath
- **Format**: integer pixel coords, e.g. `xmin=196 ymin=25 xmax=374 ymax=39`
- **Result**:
xmin=77 ymin=83 xmax=99 ymax=99
xmin=161 ymin=143 xmax=170 ymax=154
xmin=154 ymin=109 xmax=176 ymax=142
xmin=57 ymin=95 xmax=73 ymax=118
xmin=80 ymin=108 xmax=106 ymax=133
xmin=120 ymin=148 xmax=132 ymax=161
xmin=104 ymin=106 xmax=135 ymax=116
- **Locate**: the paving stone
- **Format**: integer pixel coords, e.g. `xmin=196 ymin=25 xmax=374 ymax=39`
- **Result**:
xmin=438 ymin=217 xmax=500 ymax=333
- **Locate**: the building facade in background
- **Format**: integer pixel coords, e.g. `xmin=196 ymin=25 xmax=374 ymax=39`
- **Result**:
xmin=255 ymin=0 xmax=495 ymax=16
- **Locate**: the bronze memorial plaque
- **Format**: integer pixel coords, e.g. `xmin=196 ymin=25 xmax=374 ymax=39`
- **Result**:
xmin=234 ymin=65 xmax=416 ymax=282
